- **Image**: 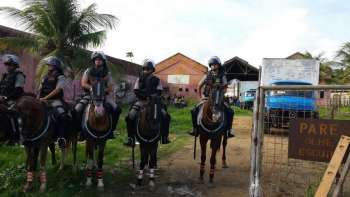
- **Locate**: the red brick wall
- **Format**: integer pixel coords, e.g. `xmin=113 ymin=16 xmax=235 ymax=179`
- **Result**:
xmin=155 ymin=53 xmax=207 ymax=101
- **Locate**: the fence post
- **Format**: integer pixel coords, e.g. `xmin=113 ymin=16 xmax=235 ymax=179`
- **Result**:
xmin=249 ymin=86 xmax=265 ymax=197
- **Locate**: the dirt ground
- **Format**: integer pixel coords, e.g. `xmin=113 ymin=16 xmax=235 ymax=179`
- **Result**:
xmin=129 ymin=116 xmax=252 ymax=197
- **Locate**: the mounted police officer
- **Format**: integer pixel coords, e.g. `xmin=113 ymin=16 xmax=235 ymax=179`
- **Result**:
xmin=189 ymin=56 xmax=234 ymax=138
xmin=74 ymin=51 xmax=121 ymax=138
xmin=124 ymin=59 xmax=171 ymax=147
xmin=0 ymin=54 xmax=25 ymax=144
xmin=38 ymin=56 xmax=69 ymax=148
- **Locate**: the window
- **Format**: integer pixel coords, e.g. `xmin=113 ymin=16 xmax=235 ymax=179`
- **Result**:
xmin=194 ymin=89 xmax=197 ymax=92
xmin=185 ymin=88 xmax=189 ymax=92
xmin=320 ymin=91 xmax=325 ymax=99
xmin=179 ymin=88 xmax=183 ymax=92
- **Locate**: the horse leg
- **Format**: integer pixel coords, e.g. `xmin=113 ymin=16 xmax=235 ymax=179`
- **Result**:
xmin=148 ymin=143 xmax=158 ymax=188
xmin=96 ymin=141 xmax=106 ymax=190
xmin=23 ymin=147 xmax=34 ymax=192
xmin=59 ymin=144 xmax=67 ymax=171
xmin=85 ymin=141 xmax=94 ymax=187
xmin=199 ymin=135 xmax=208 ymax=181
xmin=137 ymin=143 xmax=147 ymax=186
xmin=209 ymin=137 xmax=221 ymax=183
xmin=72 ymin=136 xmax=78 ymax=173
xmin=222 ymin=135 xmax=228 ymax=168
xmin=48 ymin=143 xmax=57 ymax=166
xmin=39 ymin=145 xmax=48 ymax=193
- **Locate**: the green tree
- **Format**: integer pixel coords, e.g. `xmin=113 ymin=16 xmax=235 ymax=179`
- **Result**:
xmin=336 ymin=42 xmax=350 ymax=67
xmin=303 ymin=51 xmax=334 ymax=84
xmin=0 ymin=0 xmax=118 ymax=80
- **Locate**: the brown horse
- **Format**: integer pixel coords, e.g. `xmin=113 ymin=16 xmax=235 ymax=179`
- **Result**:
xmin=82 ymin=79 xmax=113 ymax=189
xmin=135 ymin=96 xmax=161 ymax=188
xmin=196 ymin=84 xmax=229 ymax=183
xmin=15 ymin=96 xmax=55 ymax=192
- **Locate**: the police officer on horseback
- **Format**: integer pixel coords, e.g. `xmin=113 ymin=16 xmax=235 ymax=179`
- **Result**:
xmin=189 ymin=56 xmax=234 ymax=138
xmin=0 ymin=54 xmax=25 ymax=143
xmin=74 ymin=51 xmax=121 ymax=138
xmin=124 ymin=59 xmax=171 ymax=147
xmin=38 ymin=56 xmax=69 ymax=148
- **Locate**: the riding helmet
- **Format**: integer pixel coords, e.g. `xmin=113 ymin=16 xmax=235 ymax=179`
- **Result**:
xmin=208 ymin=56 xmax=222 ymax=67
xmin=142 ymin=59 xmax=155 ymax=72
xmin=91 ymin=51 xmax=107 ymax=62
xmin=2 ymin=54 xmax=19 ymax=67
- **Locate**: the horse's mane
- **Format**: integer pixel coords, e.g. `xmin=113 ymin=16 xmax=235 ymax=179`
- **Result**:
xmin=16 ymin=96 xmax=45 ymax=132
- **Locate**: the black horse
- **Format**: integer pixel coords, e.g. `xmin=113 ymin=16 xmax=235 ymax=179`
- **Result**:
xmin=135 ymin=96 xmax=162 ymax=187
xmin=0 ymin=102 xmax=17 ymax=144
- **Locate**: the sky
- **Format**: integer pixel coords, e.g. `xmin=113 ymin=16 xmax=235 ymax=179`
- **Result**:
xmin=0 ymin=0 xmax=349 ymax=67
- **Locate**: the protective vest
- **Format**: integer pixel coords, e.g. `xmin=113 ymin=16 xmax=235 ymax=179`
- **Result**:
xmin=0 ymin=71 xmax=25 ymax=97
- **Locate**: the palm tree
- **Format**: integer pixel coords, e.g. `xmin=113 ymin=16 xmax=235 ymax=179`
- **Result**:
xmin=302 ymin=51 xmax=334 ymax=84
xmin=336 ymin=42 xmax=350 ymax=67
xmin=0 ymin=0 xmax=118 ymax=80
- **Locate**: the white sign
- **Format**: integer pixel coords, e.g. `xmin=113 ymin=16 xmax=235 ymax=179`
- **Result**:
xmin=167 ymin=75 xmax=190 ymax=84
xmin=261 ymin=58 xmax=320 ymax=85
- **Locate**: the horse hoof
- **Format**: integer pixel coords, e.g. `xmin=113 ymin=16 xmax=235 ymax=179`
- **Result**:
xmin=22 ymin=183 xmax=33 ymax=193
xmin=39 ymin=184 xmax=46 ymax=193
xmin=85 ymin=178 xmax=92 ymax=187
xmin=97 ymin=179 xmax=104 ymax=188
xmin=149 ymin=180 xmax=155 ymax=188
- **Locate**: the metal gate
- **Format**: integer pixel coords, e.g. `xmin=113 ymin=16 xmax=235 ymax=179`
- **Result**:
xmin=250 ymin=85 xmax=350 ymax=197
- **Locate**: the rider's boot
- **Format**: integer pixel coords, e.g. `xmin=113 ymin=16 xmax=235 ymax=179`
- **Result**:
xmin=189 ymin=107 xmax=199 ymax=136
xmin=161 ymin=113 xmax=171 ymax=144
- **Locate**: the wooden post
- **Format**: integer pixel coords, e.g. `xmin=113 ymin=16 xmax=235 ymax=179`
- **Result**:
xmin=315 ymin=135 xmax=350 ymax=197
xmin=332 ymin=147 xmax=350 ymax=197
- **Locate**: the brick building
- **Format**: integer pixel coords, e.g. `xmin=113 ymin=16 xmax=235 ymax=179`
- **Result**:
xmin=154 ymin=53 xmax=208 ymax=100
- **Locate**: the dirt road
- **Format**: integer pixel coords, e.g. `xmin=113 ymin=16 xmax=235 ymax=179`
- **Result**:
xmin=130 ymin=116 xmax=252 ymax=197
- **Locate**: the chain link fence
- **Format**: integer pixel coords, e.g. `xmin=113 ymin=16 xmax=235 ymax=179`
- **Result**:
xmin=250 ymin=85 xmax=350 ymax=197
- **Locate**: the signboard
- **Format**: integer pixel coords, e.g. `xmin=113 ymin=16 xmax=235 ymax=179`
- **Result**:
xmin=261 ymin=58 xmax=320 ymax=85
xmin=167 ymin=75 xmax=190 ymax=85
xmin=289 ymin=119 xmax=350 ymax=162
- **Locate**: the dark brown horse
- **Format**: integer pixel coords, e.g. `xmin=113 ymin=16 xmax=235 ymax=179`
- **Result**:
xmin=82 ymin=79 xmax=113 ymax=189
xmin=15 ymin=96 xmax=55 ymax=192
xmin=135 ymin=97 xmax=161 ymax=188
xmin=0 ymin=103 xmax=15 ymax=144
xmin=195 ymin=83 xmax=229 ymax=183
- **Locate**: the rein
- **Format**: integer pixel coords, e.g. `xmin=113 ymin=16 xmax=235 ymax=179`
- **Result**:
xmin=83 ymin=104 xmax=113 ymax=140
xmin=136 ymin=100 xmax=161 ymax=143
xmin=22 ymin=109 xmax=51 ymax=142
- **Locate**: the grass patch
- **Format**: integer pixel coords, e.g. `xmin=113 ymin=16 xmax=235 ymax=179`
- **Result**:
xmin=319 ymin=106 xmax=350 ymax=120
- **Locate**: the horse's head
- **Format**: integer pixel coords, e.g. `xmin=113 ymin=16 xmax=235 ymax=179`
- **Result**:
xmin=137 ymin=96 xmax=161 ymax=142
xmin=15 ymin=96 xmax=46 ymax=137
xmin=90 ymin=79 xmax=106 ymax=118
xmin=204 ymin=84 xmax=224 ymax=123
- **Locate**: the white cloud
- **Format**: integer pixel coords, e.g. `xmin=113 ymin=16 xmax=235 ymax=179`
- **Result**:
xmin=0 ymin=0 xmax=346 ymax=67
